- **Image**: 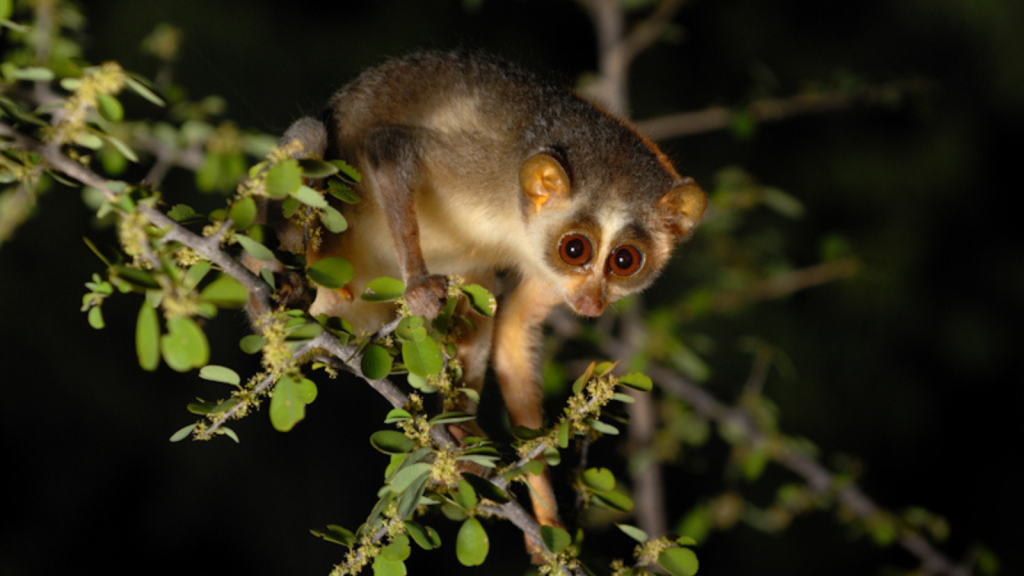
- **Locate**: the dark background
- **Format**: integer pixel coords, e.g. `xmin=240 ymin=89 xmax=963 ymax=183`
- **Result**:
xmin=2 ymin=1 xmax=1022 ymax=575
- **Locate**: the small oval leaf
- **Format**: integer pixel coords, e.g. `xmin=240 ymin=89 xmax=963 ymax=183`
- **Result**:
xmin=362 ymin=277 xmax=406 ymax=302
xmin=228 ymin=197 xmax=257 ymax=230
xmin=160 ymin=317 xmax=209 ymax=372
xmin=136 ymin=302 xmax=160 ymax=371
xmin=402 ymin=337 xmax=443 ymax=377
xmin=658 ymin=546 xmax=699 ymax=576
xmin=540 ymin=525 xmax=572 ymax=554
xmin=455 ymin=517 xmax=489 ymax=566
xmin=361 ymin=344 xmax=394 ymax=380
xmin=96 ymin=94 xmax=124 ymax=122
xmin=199 ymin=365 xmax=241 ymax=385
xmin=370 ymin=430 xmax=416 ymax=454
xmin=307 ymin=257 xmax=354 ymax=289
xmin=582 ymin=467 xmax=616 ymax=493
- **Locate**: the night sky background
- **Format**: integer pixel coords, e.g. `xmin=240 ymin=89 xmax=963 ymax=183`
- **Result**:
xmin=2 ymin=1 xmax=1022 ymax=576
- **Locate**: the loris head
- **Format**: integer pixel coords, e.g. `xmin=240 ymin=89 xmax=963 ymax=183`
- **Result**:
xmin=518 ymin=152 xmax=707 ymax=317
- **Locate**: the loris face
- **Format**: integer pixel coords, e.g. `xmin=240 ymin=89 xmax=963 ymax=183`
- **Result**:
xmin=519 ymin=153 xmax=707 ymax=317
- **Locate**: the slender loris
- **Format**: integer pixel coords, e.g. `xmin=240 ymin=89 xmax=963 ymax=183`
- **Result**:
xmin=253 ymin=51 xmax=706 ymax=544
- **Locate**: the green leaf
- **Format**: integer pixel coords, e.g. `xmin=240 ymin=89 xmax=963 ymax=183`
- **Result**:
xmin=540 ymin=525 xmax=572 ymax=554
xmin=612 ymin=392 xmax=636 ymax=404
xmin=572 ymin=362 xmax=596 ymax=395
xmin=112 ymin=265 xmax=160 ymax=290
xmin=87 ymin=305 xmax=105 ymax=329
xmin=384 ymin=409 xmax=412 ymax=423
xmin=126 ymin=74 xmax=165 ymax=107
xmin=200 ymin=274 xmax=248 ymax=308
xmin=298 ymin=158 xmax=339 ymax=178
xmin=454 ymin=478 xmax=478 ymax=510
xmin=270 ymin=374 xmax=309 ymax=432
xmin=361 ymin=344 xmax=394 ymax=380
xmin=362 ymin=277 xmax=405 ymax=302
xmin=228 ymin=197 xmax=257 ymax=230
xmin=591 ymin=490 xmax=634 ymax=512
xmin=370 ymin=430 xmax=416 ymax=454
xmin=328 ymin=179 xmax=360 ymax=203
xmin=100 ymin=133 xmax=139 ymax=163
xmin=618 ymin=372 xmax=653 ymax=392
xmin=391 ymin=462 xmax=432 ymax=493
xmin=307 ymin=257 xmax=353 ymax=289
xmin=74 ymin=131 xmax=103 ymax=149
xmin=428 ymin=412 xmax=475 ymax=425
xmin=402 ymin=337 xmax=443 ymax=377
xmin=676 ymin=536 xmax=697 ymax=546
xmin=504 ymin=460 xmax=545 ymax=482
xmin=310 ymin=524 xmax=356 ymax=547
xmin=455 ymin=517 xmax=489 ymax=566
xmin=136 ymin=302 xmax=160 ymax=371
xmin=586 ymin=418 xmax=620 ymax=435
xmin=395 ymin=316 xmax=427 ymax=342
xmin=160 ymin=317 xmax=209 ymax=372
xmin=406 ymin=521 xmax=441 ymax=550
xmin=396 ymin=472 xmax=430 ymax=520
xmin=240 ymin=334 xmax=265 ymax=354
xmin=460 ymin=284 xmax=497 ymax=317
xmin=285 ymin=322 xmax=322 ymax=341
xmin=182 ymin=261 xmax=213 ymax=290
xmin=96 ymin=94 xmax=124 ymax=122
xmin=265 ymin=159 xmax=302 ymax=199
xmin=407 ymin=373 xmax=437 ymax=393
xmin=617 ymin=523 xmax=649 ymax=543
xmin=8 ymin=66 xmax=54 ymax=82
xmin=235 ymin=234 xmax=275 ymax=262
xmin=320 ymin=205 xmax=348 ymax=233
xmin=268 ymin=379 xmax=313 ymax=430
xmin=382 ymin=535 xmax=411 ymax=562
xmin=169 ymin=424 xmax=195 ymax=442
xmin=199 ymin=365 xmax=241 ymax=385
xmin=658 ymin=547 xmax=699 ymax=576
xmin=329 ymin=159 xmax=362 ymax=182
xmin=582 ymin=467 xmax=616 ymax=493
xmin=297 ymin=378 xmax=318 ymax=404
xmin=167 ymin=204 xmax=199 ymax=223
xmin=557 ymin=420 xmax=570 ymax=449
xmin=594 ymin=361 xmax=617 ymax=377
xmin=456 ymin=455 xmax=498 ymax=469
xmin=372 ymin=556 xmax=406 ymax=576
xmin=291 ymin=184 xmax=328 ymax=208
xmin=460 ymin=473 xmax=510 ymax=504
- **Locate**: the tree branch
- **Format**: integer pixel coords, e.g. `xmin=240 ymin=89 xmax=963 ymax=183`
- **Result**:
xmin=635 ymin=78 xmax=929 ymax=141
xmin=643 ymin=364 xmax=971 ymax=576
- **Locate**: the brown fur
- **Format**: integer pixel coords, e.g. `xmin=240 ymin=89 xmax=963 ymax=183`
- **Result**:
xmin=249 ymin=51 xmax=707 ymax=557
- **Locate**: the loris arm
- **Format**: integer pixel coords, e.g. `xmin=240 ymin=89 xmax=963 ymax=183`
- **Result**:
xmin=361 ymin=125 xmax=447 ymax=318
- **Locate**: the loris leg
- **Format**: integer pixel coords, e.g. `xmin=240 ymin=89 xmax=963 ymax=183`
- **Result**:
xmin=361 ymin=126 xmax=446 ymax=319
xmin=493 ymin=274 xmax=563 ymax=533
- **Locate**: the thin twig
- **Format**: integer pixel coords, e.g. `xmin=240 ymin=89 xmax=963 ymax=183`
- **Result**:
xmin=644 ymin=363 xmax=971 ymax=576
xmin=636 ymin=79 xmax=929 ymax=141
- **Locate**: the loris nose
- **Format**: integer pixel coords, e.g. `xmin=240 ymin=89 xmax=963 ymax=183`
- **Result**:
xmin=573 ymin=294 xmax=605 ymax=317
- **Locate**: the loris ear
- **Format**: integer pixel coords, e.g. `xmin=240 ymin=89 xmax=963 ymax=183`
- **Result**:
xmin=520 ymin=154 xmax=570 ymax=213
xmin=659 ymin=177 xmax=708 ymax=238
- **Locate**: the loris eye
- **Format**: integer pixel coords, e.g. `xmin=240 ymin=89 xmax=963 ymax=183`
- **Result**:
xmin=559 ymin=233 xmax=592 ymax=266
xmin=607 ymin=245 xmax=643 ymax=276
